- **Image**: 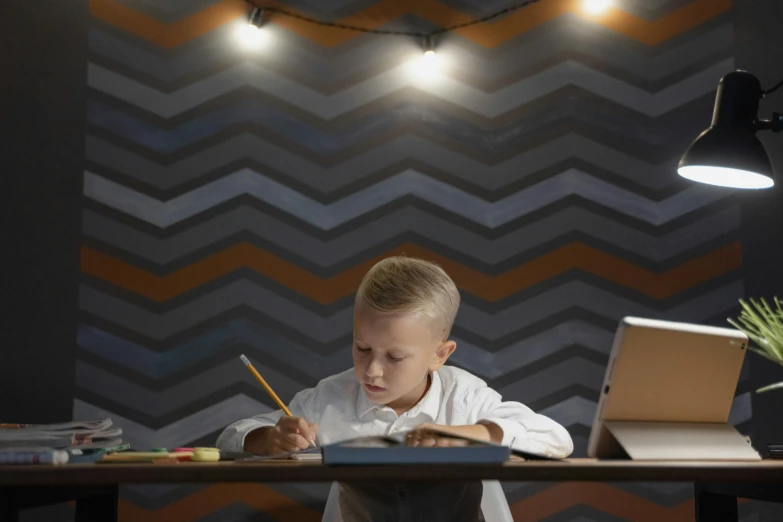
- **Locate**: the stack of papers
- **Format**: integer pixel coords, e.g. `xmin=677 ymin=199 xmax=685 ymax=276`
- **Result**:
xmin=0 ymin=418 xmax=125 ymax=464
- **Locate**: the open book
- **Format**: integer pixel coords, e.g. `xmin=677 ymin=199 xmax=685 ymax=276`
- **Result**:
xmin=241 ymin=428 xmax=557 ymax=464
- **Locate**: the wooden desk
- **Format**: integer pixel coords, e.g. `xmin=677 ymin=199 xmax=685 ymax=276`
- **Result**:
xmin=1 ymin=459 xmax=782 ymax=521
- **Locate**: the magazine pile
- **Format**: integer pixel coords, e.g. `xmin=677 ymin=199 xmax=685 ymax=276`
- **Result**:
xmin=0 ymin=418 xmax=127 ymax=465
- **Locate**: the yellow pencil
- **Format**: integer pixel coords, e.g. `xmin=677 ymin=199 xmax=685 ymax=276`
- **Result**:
xmin=239 ymin=354 xmax=316 ymax=447
xmin=240 ymin=354 xmax=292 ymax=415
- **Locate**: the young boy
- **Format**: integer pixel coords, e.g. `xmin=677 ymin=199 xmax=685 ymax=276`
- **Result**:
xmin=217 ymin=256 xmax=573 ymax=521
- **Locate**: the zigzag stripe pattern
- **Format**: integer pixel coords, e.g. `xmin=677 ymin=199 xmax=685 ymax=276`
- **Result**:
xmin=79 ymin=0 xmax=749 ymax=519
xmin=84 ymin=169 xmax=732 ymax=228
xmin=82 ymin=205 xmax=740 ymax=267
xmin=85 ymin=133 xmax=703 ymax=192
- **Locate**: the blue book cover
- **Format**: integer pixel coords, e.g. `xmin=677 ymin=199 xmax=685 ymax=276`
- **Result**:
xmin=320 ymin=428 xmax=552 ymax=465
xmin=322 ymin=442 xmax=510 ymax=465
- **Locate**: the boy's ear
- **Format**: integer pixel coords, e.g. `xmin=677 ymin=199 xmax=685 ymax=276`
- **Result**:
xmin=430 ymin=340 xmax=456 ymax=370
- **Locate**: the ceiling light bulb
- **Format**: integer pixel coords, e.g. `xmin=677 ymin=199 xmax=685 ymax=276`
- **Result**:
xmin=583 ymin=0 xmax=613 ymax=14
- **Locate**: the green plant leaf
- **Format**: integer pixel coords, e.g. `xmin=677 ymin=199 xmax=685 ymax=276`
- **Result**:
xmin=757 ymin=381 xmax=783 ymax=394
xmin=748 ymin=346 xmax=783 ymax=365
xmin=729 ymin=297 xmax=783 ymax=360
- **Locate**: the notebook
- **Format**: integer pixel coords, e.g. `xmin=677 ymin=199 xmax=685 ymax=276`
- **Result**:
xmin=321 ymin=434 xmax=509 ymax=465
xmin=240 ymin=428 xmax=556 ymax=464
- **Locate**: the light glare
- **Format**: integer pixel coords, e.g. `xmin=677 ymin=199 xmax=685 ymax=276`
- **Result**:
xmin=235 ymin=23 xmax=269 ymax=50
xmin=408 ymin=50 xmax=442 ymax=81
xmin=583 ymin=0 xmax=613 ymax=14
xmin=678 ymin=165 xmax=774 ymax=189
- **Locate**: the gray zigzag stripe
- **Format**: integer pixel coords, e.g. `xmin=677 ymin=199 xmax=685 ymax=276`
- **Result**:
xmin=78 ymin=279 xmax=743 ymax=341
xmin=455 ymin=280 xmax=742 ymax=341
xmin=87 ymin=20 xmax=732 ymax=88
xmin=75 ymin=358 xmax=596 ymax=419
xmin=453 ymin=322 xmax=613 ymax=378
xmin=77 ymin=319 xmax=612 ymax=381
xmin=77 ymin=320 xmax=613 ymax=385
xmin=73 ymin=397 xmax=274 ymax=450
xmin=81 ymin=205 xmax=740 ymax=267
xmin=75 ymin=359 xmax=308 ymax=417
xmin=539 ymin=396 xmax=596 ymax=428
xmin=85 ymin=134 xmax=686 ymax=192
xmin=83 ymin=169 xmax=731 ymax=229
xmin=86 ymin=58 xmax=733 ymax=119
xmin=497 ymin=358 xmax=605 ymax=404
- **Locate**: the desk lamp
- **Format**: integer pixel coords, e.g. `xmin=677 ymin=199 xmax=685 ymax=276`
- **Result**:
xmin=678 ymin=70 xmax=783 ymax=189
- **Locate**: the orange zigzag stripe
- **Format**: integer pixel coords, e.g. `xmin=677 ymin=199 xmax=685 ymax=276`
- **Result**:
xmin=108 ymin=482 xmax=747 ymax=521
xmin=511 ymin=482 xmax=688 ymax=521
xmin=89 ymin=0 xmax=732 ymax=49
xmin=510 ymin=482 xmax=748 ymax=522
xmin=81 ymin=241 xmax=742 ymax=303
xmin=118 ymin=484 xmax=321 ymax=522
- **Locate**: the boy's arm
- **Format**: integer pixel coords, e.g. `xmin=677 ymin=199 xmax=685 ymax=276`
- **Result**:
xmin=469 ymin=386 xmax=574 ymax=458
xmin=215 ymin=387 xmax=317 ymax=453
xmin=215 ymin=412 xmax=283 ymax=453
xmin=416 ymin=385 xmax=573 ymax=457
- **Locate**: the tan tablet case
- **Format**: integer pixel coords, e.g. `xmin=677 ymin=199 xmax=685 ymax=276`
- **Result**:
xmin=587 ymin=317 xmax=760 ymax=460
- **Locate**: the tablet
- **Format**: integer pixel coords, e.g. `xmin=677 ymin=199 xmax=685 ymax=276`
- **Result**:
xmin=587 ymin=316 xmax=749 ymax=458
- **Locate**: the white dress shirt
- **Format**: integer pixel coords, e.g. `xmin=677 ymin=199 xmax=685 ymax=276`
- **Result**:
xmin=216 ymin=365 xmax=573 ymax=458
xmin=216 ymin=365 xmax=573 ymax=522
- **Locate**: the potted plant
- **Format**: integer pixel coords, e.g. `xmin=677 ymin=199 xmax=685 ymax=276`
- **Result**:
xmin=728 ymin=297 xmax=783 ymax=393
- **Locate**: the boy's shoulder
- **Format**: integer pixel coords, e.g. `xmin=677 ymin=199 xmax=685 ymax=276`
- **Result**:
xmin=436 ymin=365 xmax=488 ymax=393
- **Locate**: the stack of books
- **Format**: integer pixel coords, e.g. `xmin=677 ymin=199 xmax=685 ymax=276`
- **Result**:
xmin=0 ymin=418 xmax=127 ymax=464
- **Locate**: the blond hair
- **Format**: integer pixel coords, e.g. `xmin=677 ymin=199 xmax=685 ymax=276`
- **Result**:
xmin=356 ymin=256 xmax=460 ymax=340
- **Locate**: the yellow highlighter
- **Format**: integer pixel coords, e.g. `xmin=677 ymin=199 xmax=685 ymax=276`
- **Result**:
xmin=192 ymin=447 xmax=220 ymax=462
xmin=239 ymin=354 xmax=316 ymax=448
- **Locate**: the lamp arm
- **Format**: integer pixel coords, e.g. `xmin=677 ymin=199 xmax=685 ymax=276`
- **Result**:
xmin=755 ymin=112 xmax=783 ymax=133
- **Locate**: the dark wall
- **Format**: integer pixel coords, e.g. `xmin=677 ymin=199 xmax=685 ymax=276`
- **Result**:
xmin=736 ymin=0 xmax=783 ymax=453
xmin=2 ymin=0 xmax=783 ymax=520
xmin=0 ymin=0 xmax=87 ymax=422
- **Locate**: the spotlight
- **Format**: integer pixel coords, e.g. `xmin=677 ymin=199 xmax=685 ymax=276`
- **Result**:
xmin=423 ymin=35 xmax=436 ymax=58
xmin=236 ymin=7 xmax=269 ymax=49
xmin=408 ymin=35 xmax=442 ymax=80
xmin=583 ymin=0 xmax=612 ymax=14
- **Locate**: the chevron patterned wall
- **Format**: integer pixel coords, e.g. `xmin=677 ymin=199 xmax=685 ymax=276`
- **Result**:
xmin=76 ymin=0 xmax=760 ymax=520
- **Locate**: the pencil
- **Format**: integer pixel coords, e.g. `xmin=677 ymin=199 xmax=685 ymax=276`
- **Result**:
xmin=240 ymin=354 xmax=292 ymax=415
xmin=239 ymin=354 xmax=316 ymax=448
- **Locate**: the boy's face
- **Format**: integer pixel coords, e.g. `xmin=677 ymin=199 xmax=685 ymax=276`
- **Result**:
xmin=352 ymin=300 xmax=456 ymax=412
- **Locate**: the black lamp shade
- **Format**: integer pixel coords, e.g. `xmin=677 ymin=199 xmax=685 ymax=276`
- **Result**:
xmin=678 ymin=70 xmax=775 ymax=189
xmin=678 ymin=126 xmax=774 ymax=189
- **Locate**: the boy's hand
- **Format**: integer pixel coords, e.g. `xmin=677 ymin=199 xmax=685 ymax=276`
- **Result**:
xmin=406 ymin=423 xmax=470 ymax=447
xmin=246 ymin=417 xmax=318 ymax=455
xmin=407 ymin=422 xmax=502 ymax=446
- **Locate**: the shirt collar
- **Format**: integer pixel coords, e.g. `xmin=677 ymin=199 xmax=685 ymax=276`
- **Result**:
xmin=356 ymin=371 xmax=442 ymax=421
xmin=356 ymin=383 xmax=377 ymax=419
